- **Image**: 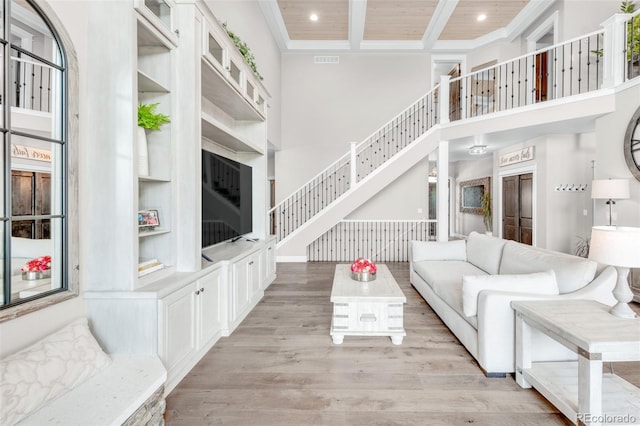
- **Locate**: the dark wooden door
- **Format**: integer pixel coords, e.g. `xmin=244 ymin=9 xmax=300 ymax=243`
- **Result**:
xmin=535 ymin=52 xmax=548 ymax=102
xmin=11 ymin=170 xmax=51 ymax=239
xmin=502 ymin=173 xmax=533 ymax=245
xmin=449 ymin=64 xmax=461 ymax=121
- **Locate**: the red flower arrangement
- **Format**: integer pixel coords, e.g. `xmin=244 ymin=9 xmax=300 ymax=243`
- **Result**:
xmin=350 ymin=257 xmax=377 ymax=274
xmin=21 ymin=256 xmax=52 ymax=272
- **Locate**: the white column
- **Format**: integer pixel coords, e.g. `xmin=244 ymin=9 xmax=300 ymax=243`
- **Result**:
xmin=437 ymin=140 xmax=449 ymax=241
xmin=601 ymin=14 xmax=628 ymax=88
xmin=439 ymin=75 xmax=451 ymax=124
xmin=350 ymin=142 xmax=357 ymax=187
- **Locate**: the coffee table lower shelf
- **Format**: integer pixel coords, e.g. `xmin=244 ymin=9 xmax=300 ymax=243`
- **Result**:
xmin=523 ymin=362 xmax=640 ymax=425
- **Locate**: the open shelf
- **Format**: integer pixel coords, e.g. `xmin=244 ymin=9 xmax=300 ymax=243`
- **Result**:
xmin=139 ymin=227 xmax=171 ymax=238
xmin=138 ymin=70 xmax=170 ymax=93
xmin=201 ymin=59 xmax=263 ymax=121
xmin=201 ymin=111 xmax=263 ymax=153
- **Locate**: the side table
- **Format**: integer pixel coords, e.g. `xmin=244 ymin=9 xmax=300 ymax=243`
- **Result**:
xmin=512 ymin=300 xmax=640 ymax=426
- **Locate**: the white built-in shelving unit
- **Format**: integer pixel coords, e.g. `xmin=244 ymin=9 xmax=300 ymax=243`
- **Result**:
xmin=84 ymin=0 xmax=275 ymax=395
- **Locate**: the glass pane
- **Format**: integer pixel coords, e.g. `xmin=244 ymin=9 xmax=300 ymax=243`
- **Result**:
xmin=144 ymin=0 xmax=171 ymax=28
xmin=1 ymin=224 xmax=5 ymax=306
xmin=10 ymin=0 xmax=62 ymax=67
xmin=10 ymin=48 xmax=62 ymax=117
xmin=11 ymin=136 xmax=63 ymax=218
xmin=10 ymin=216 xmax=62 ymax=303
xmin=229 ymin=60 xmax=241 ymax=85
xmin=208 ymin=34 xmax=223 ymax=66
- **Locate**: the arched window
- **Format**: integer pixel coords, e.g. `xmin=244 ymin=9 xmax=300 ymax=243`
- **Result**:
xmin=1 ymin=0 xmax=78 ymax=318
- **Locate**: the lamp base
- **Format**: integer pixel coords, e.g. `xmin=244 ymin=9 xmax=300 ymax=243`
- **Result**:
xmin=609 ymin=302 xmax=637 ymax=319
xmin=609 ymin=266 xmax=637 ymax=319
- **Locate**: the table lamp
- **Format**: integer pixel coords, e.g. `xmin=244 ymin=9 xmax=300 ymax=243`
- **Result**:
xmin=591 ymin=179 xmax=630 ymax=225
xmin=589 ymin=226 xmax=640 ymax=319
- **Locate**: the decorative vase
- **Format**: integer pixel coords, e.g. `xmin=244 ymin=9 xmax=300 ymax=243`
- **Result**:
xmin=22 ymin=270 xmax=51 ymax=280
xmin=351 ymin=271 xmax=377 ymax=282
xmin=138 ymin=126 xmax=150 ymax=177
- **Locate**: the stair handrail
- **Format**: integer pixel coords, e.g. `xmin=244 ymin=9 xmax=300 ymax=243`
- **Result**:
xmin=268 ymin=84 xmax=440 ymax=216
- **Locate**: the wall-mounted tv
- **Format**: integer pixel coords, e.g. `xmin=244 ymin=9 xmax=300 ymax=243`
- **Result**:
xmin=202 ymin=150 xmax=252 ymax=247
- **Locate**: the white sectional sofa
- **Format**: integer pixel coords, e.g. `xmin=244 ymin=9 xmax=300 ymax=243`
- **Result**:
xmin=410 ymin=232 xmax=617 ymax=376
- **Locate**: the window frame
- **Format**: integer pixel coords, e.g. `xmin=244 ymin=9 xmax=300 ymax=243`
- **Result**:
xmin=0 ymin=0 xmax=78 ymax=321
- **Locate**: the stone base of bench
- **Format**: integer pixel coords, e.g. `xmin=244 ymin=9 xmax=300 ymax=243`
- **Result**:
xmin=123 ymin=385 xmax=166 ymax=426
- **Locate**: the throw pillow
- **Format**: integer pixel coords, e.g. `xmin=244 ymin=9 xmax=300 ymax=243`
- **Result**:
xmin=0 ymin=317 xmax=112 ymax=425
xmin=461 ymin=270 xmax=559 ymax=317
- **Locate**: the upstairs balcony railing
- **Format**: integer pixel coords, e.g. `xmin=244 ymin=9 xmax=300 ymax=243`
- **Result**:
xmin=3 ymin=51 xmax=53 ymax=113
xmin=448 ymin=30 xmax=605 ymax=121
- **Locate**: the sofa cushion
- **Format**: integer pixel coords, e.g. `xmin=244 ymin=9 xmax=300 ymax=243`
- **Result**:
xmin=500 ymin=242 xmax=597 ymax=294
xmin=466 ymin=232 xmax=507 ymax=274
xmin=430 ymin=277 xmax=478 ymax=329
xmin=0 ymin=318 xmax=112 ymax=426
xmin=413 ymin=260 xmax=487 ymax=289
xmin=461 ymin=270 xmax=559 ymax=316
xmin=411 ymin=240 xmax=467 ymax=262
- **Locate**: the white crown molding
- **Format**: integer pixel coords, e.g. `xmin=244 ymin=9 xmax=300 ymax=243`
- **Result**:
xmin=258 ymin=0 xmax=290 ymax=52
xmin=286 ymin=40 xmax=352 ymax=51
xmin=359 ymin=40 xmax=425 ymax=51
xmin=505 ymin=0 xmax=557 ymax=42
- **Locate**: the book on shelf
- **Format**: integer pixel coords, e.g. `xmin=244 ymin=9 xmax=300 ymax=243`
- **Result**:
xmin=138 ymin=258 xmax=159 ymax=270
xmin=138 ymin=262 xmax=165 ymax=277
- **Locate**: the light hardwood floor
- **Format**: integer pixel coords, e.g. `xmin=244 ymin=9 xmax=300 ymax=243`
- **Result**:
xmin=165 ymin=262 xmax=640 ymax=425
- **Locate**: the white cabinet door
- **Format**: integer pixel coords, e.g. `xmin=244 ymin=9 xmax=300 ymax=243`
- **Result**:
xmin=232 ymin=257 xmax=250 ymax=322
xmin=264 ymin=240 xmax=276 ymax=287
xmin=248 ymin=252 xmax=261 ymax=295
xmin=197 ymin=268 xmax=223 ymax=348
xmin=158 ymin=283 xmax=196 ymax=373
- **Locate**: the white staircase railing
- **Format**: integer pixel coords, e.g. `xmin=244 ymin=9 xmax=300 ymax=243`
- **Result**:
xmin=269 ymin=87 xmax=439 ymax=243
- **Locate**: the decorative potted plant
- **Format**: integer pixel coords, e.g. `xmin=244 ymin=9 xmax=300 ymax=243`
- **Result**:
xmin=222 ymin=22 xmax=263 ymax=81
xmin=481 ymin=190 xmax=492 ymax=235
xmin=137 ymin=103 xmax=170 ymax=176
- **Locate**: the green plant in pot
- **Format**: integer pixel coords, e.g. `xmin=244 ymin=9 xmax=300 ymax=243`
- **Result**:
xmin=137 ymin=103 xmax=170 ymax=176
xmin=481 ymin=190 xmax=492 ymax=235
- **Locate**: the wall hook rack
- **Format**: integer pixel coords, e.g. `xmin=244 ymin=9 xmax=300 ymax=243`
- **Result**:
xmin=554 ymin=184 xmax=588 ymax=192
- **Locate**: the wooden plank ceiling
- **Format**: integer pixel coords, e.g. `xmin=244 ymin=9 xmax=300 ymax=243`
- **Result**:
xmin=276 ymin=0 xmax=529 ymax=43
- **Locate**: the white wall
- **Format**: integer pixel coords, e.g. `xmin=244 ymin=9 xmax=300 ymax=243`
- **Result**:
xmin=207 ymin=0 xmax=282 ymax=149
xmin=491 ymin=133 xmax=596 ymax=254
xmin=594 ymin=82 xmax=640 ymax=227
xmin=277 ymin=53 xmax=430 ymax=204
xmin=347 ymin=160 xmax=430 ymax=220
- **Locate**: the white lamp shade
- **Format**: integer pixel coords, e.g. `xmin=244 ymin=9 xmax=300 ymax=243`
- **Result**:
xmin=591 ymin=179 xmax=630 ymax=199
xmin=589 ymin=226 xmax=640 ymax=267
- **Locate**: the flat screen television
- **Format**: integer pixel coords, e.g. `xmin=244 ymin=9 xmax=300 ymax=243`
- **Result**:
xmin=202 ymin=150 xmax=252 ymax=247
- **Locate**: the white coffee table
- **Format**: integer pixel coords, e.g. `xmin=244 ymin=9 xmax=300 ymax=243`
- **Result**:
xmin=330 ymin=264 xmax=406 ymax=345
xmin=512 ymin=300 xmax=640 ymax=426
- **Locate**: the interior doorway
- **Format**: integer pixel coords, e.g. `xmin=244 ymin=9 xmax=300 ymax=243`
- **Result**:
xmin=502 ymin=173 xmax=533 ymax=245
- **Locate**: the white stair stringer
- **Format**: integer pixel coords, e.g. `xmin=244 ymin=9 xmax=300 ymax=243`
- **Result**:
xmin=276 ymin=127 xmax=442 ymax=259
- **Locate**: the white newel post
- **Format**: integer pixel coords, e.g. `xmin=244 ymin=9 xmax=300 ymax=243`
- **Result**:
xmin=437 ymin=140 xmax=449 ymax=241
xmin=439 ymin=75 xmax=451 ymax=124
xmin=350 ymin=141 xmax=357 ymax=188
xmin=601 ymin=14 xmax=628 ymax=88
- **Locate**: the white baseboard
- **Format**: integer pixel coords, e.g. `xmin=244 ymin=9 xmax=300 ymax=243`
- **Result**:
xmin=276 ymin=256 xmax=308 ymax=263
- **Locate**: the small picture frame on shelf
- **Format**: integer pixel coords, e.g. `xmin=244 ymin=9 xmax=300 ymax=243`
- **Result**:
xmin=138 ymin=209 xmax=160 ymax=230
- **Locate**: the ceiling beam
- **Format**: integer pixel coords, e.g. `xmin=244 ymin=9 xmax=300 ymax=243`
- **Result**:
xmin=422 ymin=0 xmax=459 ymax=50
xmin=505 ymin=0 xmax=557 ymax=42
xmin=349 ymin=0 xmax=367 ymax=50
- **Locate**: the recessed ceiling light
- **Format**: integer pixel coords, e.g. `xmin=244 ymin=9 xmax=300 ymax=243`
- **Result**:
xmin=469 ymin=144 xmax=487 ymax=155
xmin=310 ymin=13 xmax=318 ymax=22
xmin=477 ymin=13 xmax=487 ymax=22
